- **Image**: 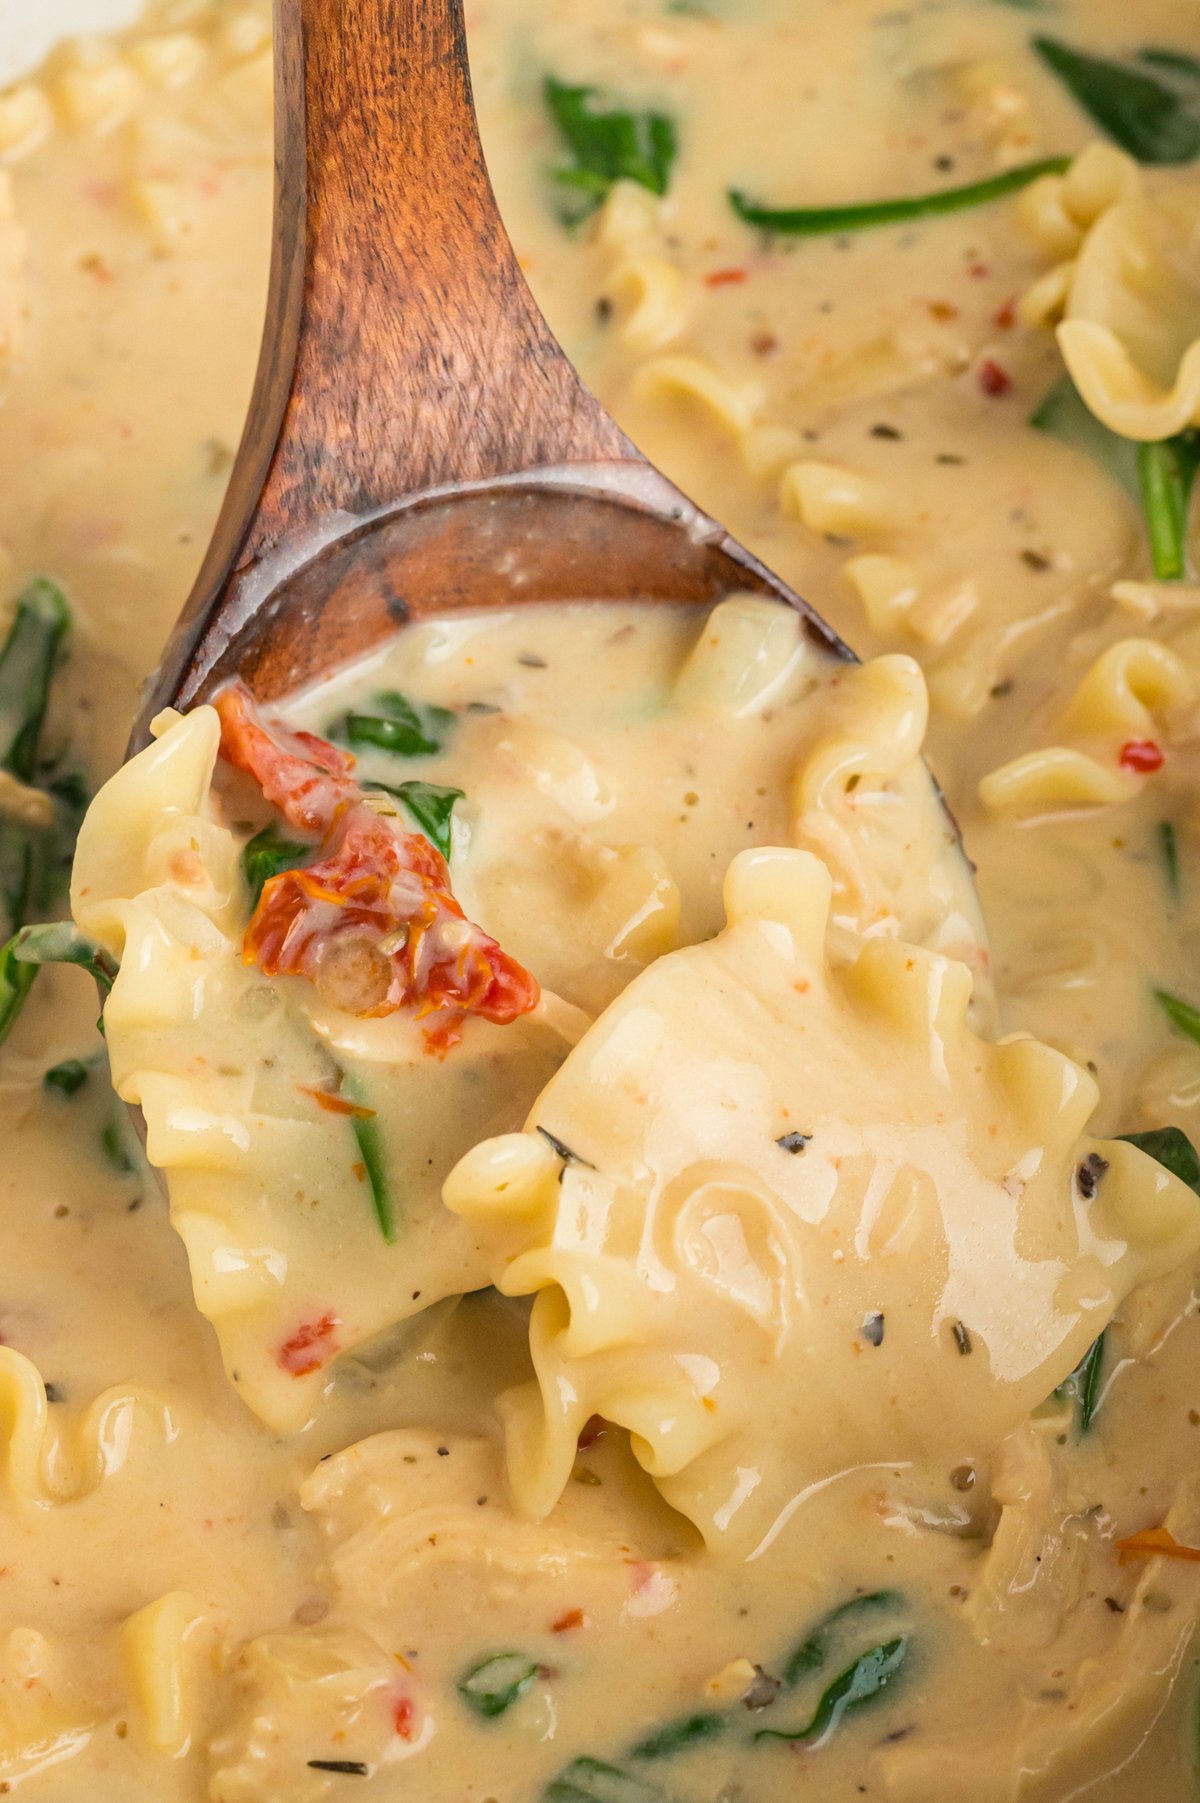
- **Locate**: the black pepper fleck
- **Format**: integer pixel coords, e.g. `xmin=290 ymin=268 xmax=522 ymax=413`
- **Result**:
xmin=776 ymin=1131 xmax=811 ymax=1154
xmin=1076 ymin=1152 xmax=1109 ymax=1200
xmin=862 ymin=1311 xmax=885 ymax=1347
xmin=951 ymin=1320 xmax=972 ymax=1356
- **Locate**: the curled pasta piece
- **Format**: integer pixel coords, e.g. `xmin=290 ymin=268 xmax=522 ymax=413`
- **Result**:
xmin=1016 ymin=141 xmax=1200 ymax=437
xmin=1063 ymin=636 xmax=1193 ymax=738
xmin=673 ymin=593 xmax=816 ymax=716
xmin=604 ymin=256 xmax=691 ymax=352
xmin=127 ymin=32 xmax=208 ymax=88
xmin=633 ymin=353 xmax=761 ymax=438
xmin=1060 ymin=190 xmax=1200 ymax=440
xmin=978 ymin=746 xmax=1139 ymax=815
xmin=780 ymin=460 xmax=900 ymax=539
xmin=445 ymin=847 xmax=1199 ymax=1554
xmin=52 ymin=49 xmax=142 ymax=134
xmin=592 ymin=176 xmax=663 ymax=254
xmin=842 ymin=554 xmax=920 ymax=635
xmin=71 ymin=709 xmax=560 ymax=1432
xmin=1015 ymin=141 xmax=1141 ymax=262
xmin=0 ymin=84 xmax=55 ymax=163
xmin=0 ymin=1346 xmax=175 ymax=1506
xmin=120 ymin=1591 xmax=212 ymax=1754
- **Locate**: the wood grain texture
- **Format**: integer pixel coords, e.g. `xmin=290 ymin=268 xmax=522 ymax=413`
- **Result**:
xmin=139 ymin=0 xmax=848 ymax=735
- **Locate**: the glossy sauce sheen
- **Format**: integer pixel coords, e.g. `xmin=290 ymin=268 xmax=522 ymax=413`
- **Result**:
xmin=1 ymin=2 xmax=1200 ymax=1800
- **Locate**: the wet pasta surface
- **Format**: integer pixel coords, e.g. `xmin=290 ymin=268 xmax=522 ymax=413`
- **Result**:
xmin=1 ymin=1 xmax=1200 ymax=1798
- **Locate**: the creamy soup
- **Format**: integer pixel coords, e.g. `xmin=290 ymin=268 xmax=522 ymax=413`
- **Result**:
xmin=1 ymin=1 xmax=1200 ymax=1800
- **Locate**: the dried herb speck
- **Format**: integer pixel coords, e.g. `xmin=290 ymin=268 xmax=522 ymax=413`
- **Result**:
xmin=1076 ymin=1152 xmax=1109 ymax=1200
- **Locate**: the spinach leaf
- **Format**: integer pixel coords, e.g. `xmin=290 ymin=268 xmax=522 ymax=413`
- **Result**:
xmin=544 ymin=76 xmax=677 ymax=223
xmin=377 ymin=780 xmax=463 ymax=861
xmin=729 ymin=155 xmax=1067 ymax=235
xmin=241 ymin=822 xmax=313 ymax=911
xmin=0 ymin=579 xmax=70 ymax=786
xmin=1155 ymin=986 xmax=1200 ymax=1046
xmin=1119 ymin=1125 xmax=1200 ymax=1196
xmin=755 ymin=1638 xmax=909 ymax=1747
xmin=544 ymin=1758 xmax=666 ymax=1802
xmin=0 ymin=922 xmax=118 ymax=1047
xmin=1137 ymin=432 xmax=1200 ymax=580
xmin=0 ymin=579 xmax=71 ymax=939
xmin=629 ymin=1712 xmax=724 ymax=1760
xmin=458 ymin=1651 xmax=539 ymax=1720
xmin=1060 ymin=1330 xmax=1106 ymax=1432
xmin=43 ymin=1057 xmax=92 ymax=1097
xmin=342 ymin=1069 xmax=399 ymax=1243
xmin=332 ymin=690 xmax=454 ymax=759
xmin=783 ymin=1590 xmax=902 ymax=1686
xmin=1030 ymin=376 xmax=1141 ymax=500
xmin=1034 ymin=37 xmax=1200 ymax=165
xmin=101 ymin=1111 xmax=136 ymax=1174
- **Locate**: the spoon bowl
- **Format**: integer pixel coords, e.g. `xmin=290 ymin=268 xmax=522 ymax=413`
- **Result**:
xmin=138 ymin=0 xmax=847 ymax=729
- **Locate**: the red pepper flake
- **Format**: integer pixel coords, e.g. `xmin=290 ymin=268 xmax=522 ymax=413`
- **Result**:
xmin=993 ymin=298 xmax=1016 ymax=330
xmin=977 ymin=359 xmax=1012 ymax=397
xmin=1119 ymin=739 xmax=1164 ymax=773
xmin=393 ymin=1696 xmax=416 ymax=1740
xmin=297 ymin=1084 xmax=376 ymax=1118
xmin=968 ymin=261 xmax=989 ymax=279
xmin=552 ymin=1608 xmax=586 ymax=1634
xmin=1116 ymin=1526 xmax=1200 ymax=1565
xmin=704 ymin=266 xmax=748 ymax=287
xmin=278 ymin=1312 xmax=340 ymax=1377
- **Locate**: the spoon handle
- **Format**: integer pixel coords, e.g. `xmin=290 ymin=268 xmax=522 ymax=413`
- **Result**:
xmin=214 ymin=0 xmax=632 ymax=572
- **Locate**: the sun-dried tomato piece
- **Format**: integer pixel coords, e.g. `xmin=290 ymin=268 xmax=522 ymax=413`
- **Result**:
xmin=213 ymin=682 xmax=539 ymax=1042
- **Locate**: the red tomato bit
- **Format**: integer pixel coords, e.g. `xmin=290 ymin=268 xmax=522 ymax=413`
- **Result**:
xmin=278 ymin=1312 xmax=340 ymax=1377
xmin=393 ymin=1696 xmax=416 ymax=1740
xmin=214 ymin=683 xmax=539 ymax=1045
xmin=1119 ymin=739 xmax=1164 ymax=773
xmin=977 ymin=359 xmax=1012 ymax=397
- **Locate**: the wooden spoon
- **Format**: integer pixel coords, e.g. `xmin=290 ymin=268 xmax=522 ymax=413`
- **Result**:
xmin=136 ymin=0 xmax=850 ymax=736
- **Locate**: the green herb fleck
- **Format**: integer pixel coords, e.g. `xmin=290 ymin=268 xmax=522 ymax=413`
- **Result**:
xmin=544 ymin=1758 xmax=666 ymax=1802
xmin=377 ymin=780 xmax=464 ymax=862
xmin=43 ymin=1057 xmax=91 ymax=1097
xmin=0 ymin=922 xmax=118 ymax=1047
xmin=728 ymin=156 xmax=1068 ymax=236
xmin=457 ymin=1651 xmax=539 ymax=1720
xmin=342 ymin=1069 xmax=399 ymax=1242
xmin=1155 ymin=987 xmax=1200 ymax=1046
xmin=1119 ymin=1125 xmax=1200 ymax=1197
xmin=241 ymin=822 xmax=313 ymax=911
xmin=0 ymin=579 xmax=72 ymax=940
xmin=1060 ymin=1331 xmax=1106 ymax=1432
xmin=756 ymin=1638 xmax=909 ymax=1747
xmin=1137 ymin=432 xmax=1200 ymax=580
xmin=1034 ymin=37 xmax=1200 ymax=165
xmin=544 ymin=75 xmax=677 ymax=224
xmin=629 ymin=1712 xmax=724 ymax=1760
xmin=783 ymin=1590 xmax=902 ymax=1687
xmin=1159 ymin=821 xmax=1181 ymax=900
xmin=331 ymin=691 xmax=454 ymax=759
xmin=101 ymin=1112 xmax=135 ymax=1175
